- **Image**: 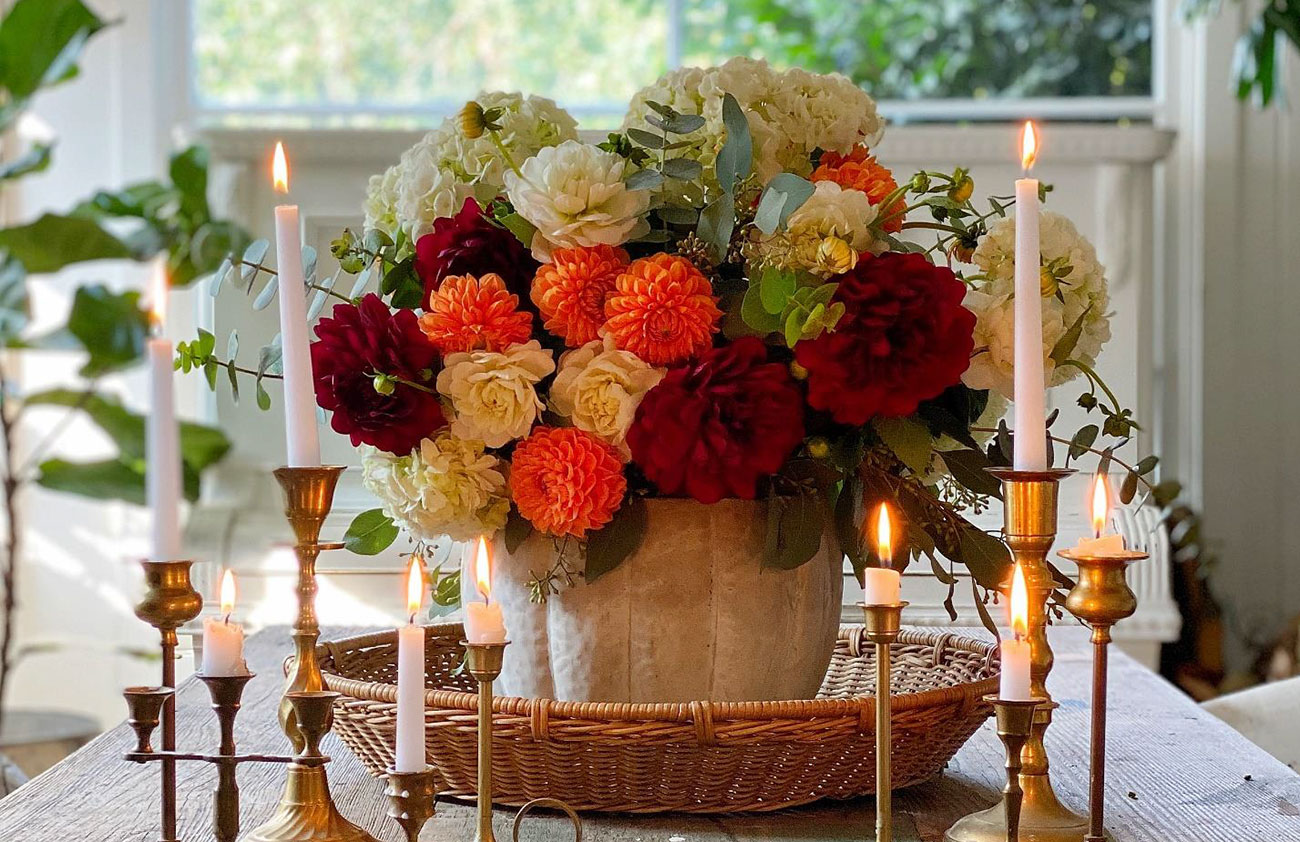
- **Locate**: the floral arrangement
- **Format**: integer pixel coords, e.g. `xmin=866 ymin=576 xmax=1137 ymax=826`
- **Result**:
xmin=203 ymin=58 xmax=1201 ymax=612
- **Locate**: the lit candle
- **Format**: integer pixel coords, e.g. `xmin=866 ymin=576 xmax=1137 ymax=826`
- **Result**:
xmin=862 ymin=503 xmax=902 ymax=605
xmin=1074 ymin=473 xmax=1126 ymax=556
xmin=202 ymin=570 xmax=248 ymax=676
xmin=395 ymin=557 xmax=426 ymax=773
xmin=1013 ymin=121 xmax=1047 ymax=471
xmin=146 ymin=261 xmax=182 ymax=561
xmin=464 ymin=537 xmax=507 ymax=644
xmin=1000 ymin=563 xmax=1033 ymax=701
xmin=272 ymin=142 xmax=321 ymax=468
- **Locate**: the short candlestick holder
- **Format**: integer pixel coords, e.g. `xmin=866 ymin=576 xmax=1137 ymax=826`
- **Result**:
xmin=1059 ymin=546 xmax=1148 ymax=842
xmin=464 ymin=639 xmax=509 ymax=842
xmin=860 ymin=600 xmax=908 ymax=842
xmin=946 ymin=468 xmax=1087 ymax=842
xmin=986 ymin=696 xmax=1044 ymax=842
xmin=386 ymin=766 xmax=438 ymax=842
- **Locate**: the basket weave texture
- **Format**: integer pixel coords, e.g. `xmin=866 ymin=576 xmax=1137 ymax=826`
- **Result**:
xmin=319 ymin=623 xmax=999 ymax=813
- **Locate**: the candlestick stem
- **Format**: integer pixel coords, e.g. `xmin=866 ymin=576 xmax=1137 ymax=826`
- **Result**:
xmin=1086 ymin=630 xmax=1109 ymax=842
xmin=861 ymin=601 xmax=907 ymax=842
xmin=465 ymin=640 xmax=508 ymax=842
xmin=986 ymin=697 xmax=1041 ymax=842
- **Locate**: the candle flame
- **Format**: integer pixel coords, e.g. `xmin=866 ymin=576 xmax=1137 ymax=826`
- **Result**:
xmin=1020 ymin=121 xmax=1039 ymax=171
xmin=406 ymin=556 xmax=423 ymax=620
xmin=1091 ymin=473 xmax=1110 ymax=538
xmin=1010 ymin=562 xmax=1029 ymax=640
xmin=219 ymin=569 xmax=236 ymax=619
xmin=475 ymin=536 xmax=492 ymax=602
xmin=147 ymin=260 xmax=168 ymax=329
xmin=875 ymin=503 xmax=893 ymax=565
xmin=272 ymin=142 xmax=290 ymax=194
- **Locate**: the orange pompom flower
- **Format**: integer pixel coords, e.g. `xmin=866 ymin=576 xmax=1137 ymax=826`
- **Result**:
xmin=509 ymin=426 xmax=627 ymax=537
xmin=418 ymin=273 xmax=533 ymax=354
xmin=812 ymin=145 xmax=906 ymax=233
xmin=604 ymin=253 xmax=722 ymax=365
xmin=531 ymin=244 xmax=629 ymax=346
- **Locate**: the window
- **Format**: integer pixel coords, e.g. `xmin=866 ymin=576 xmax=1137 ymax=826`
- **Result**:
xmin=191 ymin=0 xmax=1153 ymax=125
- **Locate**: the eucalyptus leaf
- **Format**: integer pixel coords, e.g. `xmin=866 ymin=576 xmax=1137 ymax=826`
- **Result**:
xmin=240 ymin=239 xmax=269 ymax=283
xmin=715 ymin=93 xmax=753 ymax=195
xmin=0 ymin=255 xmax=29 ymax=343
xmin=209 ymin=256 xmax=233 ymax=298
xmin=759 ymin=267 xmax=796 ymax=315
xmin=1049 ymin=306 xmax=1091 ymax=366
xmin=252 ymin=276 xmax=278 ymax=311
xmin=754 ymin=174 xmax=815 ymax=236
xmin=626 ymin=128 xmax=665 ymax=149
xmin=662 ymin=113 xmax=706 ymax=134
xmin=1067 ymin=424 xmax=1100 ymax=460
xmin=301 ymin=245 xmax=318 ymax=285
xmin=1120 ymin=470 xmax=1140 ymax=504
xmin=307 ymin=288 xmax=330 ymax=321
xmin=696 ymin=196 xmax=735 ymax=262
xmin=656 ymin=205 xmax=699 ymax=226
xmin=625 ymin=169 xmax=664 ymax=191
xmin=740 ymin=284 xmax=780 ymax=334
xmin=661 ymin=157 xmax=703 ymax=180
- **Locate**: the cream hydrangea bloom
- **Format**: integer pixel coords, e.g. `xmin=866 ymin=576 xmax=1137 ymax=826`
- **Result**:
xmin=550 ymin=335 xmax=666 ymax=458
xmin=435 ymin=340 xmax=556 ymax=448
xmin=505 ymin=140 xmax=651 ymax=261
xmin=360 ymin=433 xmax=509 ymax=543
xmin=756 ymin=181 xmax=880 ymax=277
xmin=963 ymin=212 xmax=1111 ymax=398
xmin=362 ymin=164 xmax=402 ymax=241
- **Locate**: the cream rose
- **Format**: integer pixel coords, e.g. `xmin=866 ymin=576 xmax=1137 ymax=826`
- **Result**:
xmin=435 ymin=340 xmax=556 ymax=448
xmin=550 ymin=336 xmax=666 ymax=457
xmin=757 ymin=181 xmax=880 ymax=277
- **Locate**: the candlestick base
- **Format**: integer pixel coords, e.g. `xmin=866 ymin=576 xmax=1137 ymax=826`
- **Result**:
xmin=245 ymin=764 xmax=379 ymax=842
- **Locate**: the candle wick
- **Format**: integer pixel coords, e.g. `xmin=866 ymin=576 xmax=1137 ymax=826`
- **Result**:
xmin=223 ymin=612 xmax=230 ymax=625
xmin=408 ymin=612 xmax=416 ymax=625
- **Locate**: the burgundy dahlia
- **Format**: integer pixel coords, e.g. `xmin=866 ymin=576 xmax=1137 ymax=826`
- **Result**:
xmin=627 ymin=337 xmax=805 ymax=504
xmin=414 ymin=198 xmax=538 ymax=307
xmin=795 ymin=252 xmax=975 ymax=424
xmin=311 ymin=293 xmax=445 ymax=454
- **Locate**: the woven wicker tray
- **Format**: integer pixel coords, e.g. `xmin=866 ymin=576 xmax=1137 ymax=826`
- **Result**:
xmin=319 ymin=623 xmax=999 ymax=813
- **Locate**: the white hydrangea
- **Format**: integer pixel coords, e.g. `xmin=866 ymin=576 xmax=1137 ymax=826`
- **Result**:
xmin=362 ymin=164 xmax=402 ymax=241
xmin=360 ymin=433 xmax=509 ymax=543
xmin=756 ymin=181 xmax=880 ymax=276
xmin=962 ymin=211 xmax=1111 ymax=398
xmin=622 ymin=57 xmax=885 ymax=202
xmin=435 ymin=340 xmax=556 ymax=448
xmin=550 ymin=335 xmax=665 ymax=458
xmin=505 ymin=140 xmax=651 ymax=261
xmin=385 ymin=92 xmax=578 ymax=240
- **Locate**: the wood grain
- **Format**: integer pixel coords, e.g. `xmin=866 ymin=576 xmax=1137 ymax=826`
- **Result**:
xmin=0 ymin=627 xmax=1295 ymax=842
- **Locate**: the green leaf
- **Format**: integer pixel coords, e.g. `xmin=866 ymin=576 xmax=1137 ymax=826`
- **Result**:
xmin=252 ymin=276 xmax=278 ymax=310
xmin=35 ymin=458 xmax=144 ymax=504
xmin=255 ymin=381 xmax=272 ymax=411
xmin=763 ymin=492 xmax=825 ymax=570
xmin=343 ymin=509 xmax=399 ymax=555
xmin=504 ymin=509 xmax=533 ymax=554
xmin=661 ymin=157 xmax=703 ymax=180
xmin=957 ymin=527 xmax=1012 ymax=590
xmin=759 ymin=267 xmax=796 ymax=314
xmin=1120 ymin=470 xmax=1139 ymax=505
xmin=783 ymin=308 xmax=803 ymax=348
xmin=626 ymin=128 xmax=665 ymax=149
xmin=662 ymin=113 xmax=705 ymax=135
xmin=656 ymin=205 xmax=698 ymax=226
xmin=715 ymin=93 xmax=752 ymax=195
xmin=971 ymin=578 xmax=1000 ymax=641
xmin=940 ymin=448 xmax=1003 ymax=497
xmin=624 ymin=168 xmax=664 ymax=191
xmin=0 ymin=213 xmax=130 ymax=273
xmin=754 ymin=173 xmax=816 ymax=236
xmin=1135 ymin=455 xmax=1159 ymax=476
xmin=1151 ymin=480 xmax=1183 ymax=507
xmin=240 ymin=240 xmax=269 ymax=282
xmin=0 ymin=255 xmax=29 ymax=342
xmin=584 ymin=496 xmax=647 ymax=582
xmin=497 ymin=212 xmax=536 ymax=249
xmin=1067 ymin=424 xmax=1100 ymax=460
xmin=0 ymin=142 xmax=52 ymax=182
xmin=1049 ymin=306 xmax=1091 ymax=367
xmin=873 ymin=417 xmax=934 ymax=475
xmin=696 ymin=196 xmax=734 ymax=262
xmin=0 ymin=0 xmax=105 ymax=100
xmin=740 ymin=284 xmax=780 ymax=334
xmin=834 ymin=473 xmax=864 ymax=573
xmin=66 ymin=284 xmax=149 ymax=376
xmin=169 ymin=146 xmax=210 ymax=220
xmin=385 ymin=261 xmax=423 ymax=310
xmin=431 ymin=569 xmax=461 ymax=613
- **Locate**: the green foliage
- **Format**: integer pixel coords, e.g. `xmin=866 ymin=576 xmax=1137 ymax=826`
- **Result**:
xmin=0 ymin=0 xmax=105 ymax=107
xmin=754 ymin=173 xmax=815 ymax=236
xmin=0 ymin=214 xmax=131 ymax=273
xmin=1186 ymin=0 xmax=1300 ymax=107
xmin=343 ymin=509 xmax=399 ymax=555
xmin=66 ymin=285 xmax=151 ymax=377
xmin=764 ymin=490 xmax=826 ymax=570
xmin=584 ymin=495 xmax=648 ymax=581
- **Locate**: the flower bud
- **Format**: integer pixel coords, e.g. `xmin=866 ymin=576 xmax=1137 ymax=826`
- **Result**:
xmin=910 ymin=172 xmax=930 ymax=192
xmin=789 ymin=360 xmax=809 ymax=381
xmin=372 ymin=374 xmax=396 ymax=396
xmin=807 ymin=437 xmax=831 ymax=459
xmin=1040 ymin=266 xmax=1060 ymax=298
xmin=458 ymin=101 xmax=487 ymax=139
xmin=812 ymin=236 xmax=857 ymax=277
xmin=948 ymin=176 xmax=974 ymax=204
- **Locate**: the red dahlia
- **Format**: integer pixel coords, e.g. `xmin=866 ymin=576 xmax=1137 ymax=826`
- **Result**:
xmin=413 ymin=198 xmax=538 ymax=307
xmin=795 ymin=252 xmax=975 ymax=424
xmin=627 ymin=337 xmax=805 ymax=504
xmin=311 ymin=293 xmax=445 ymax=454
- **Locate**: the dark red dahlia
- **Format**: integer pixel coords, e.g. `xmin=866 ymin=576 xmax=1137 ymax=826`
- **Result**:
xmin=627 ymin=337 xmax=805 ymax=504
xmin=311 ymin=293 xmax=445 ymax=454
xmin=795 ymin=252 xmax=975 ymax=424
xmin=413 ymin=198 xmax=538 ymax=307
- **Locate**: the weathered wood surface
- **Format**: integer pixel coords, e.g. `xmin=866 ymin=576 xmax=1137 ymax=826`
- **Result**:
xmin=0 ymin=626 xmax=1297 ymax=842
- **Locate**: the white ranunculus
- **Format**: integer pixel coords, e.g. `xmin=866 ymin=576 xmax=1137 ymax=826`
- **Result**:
xmin=965 ymin=211 xmax=1111 ymax=398
xmin=505 ymin=140 xmax=651 ymax=261
xmin=360 ymin=433 xmax=509 ymax=543
xmin=757 ymin=181 xmax=880 ymax=276
xmin=550 ymin=335 xmax=666 ymax=457
xmin=435 ymin=341 xmax=556 ymax=448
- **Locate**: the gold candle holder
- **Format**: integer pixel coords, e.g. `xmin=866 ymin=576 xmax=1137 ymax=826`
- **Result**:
xmin=134 ymin=559 xmax=204 ymax=842
xmin=986 ymin=696 xmax=1043 ymax=842
xmin=860 ymin=600 xmax=908 ymax=842
xmin=386 ymin=766 xmax=439 ymax=842
xmin=946 ymin=467 xmax=1086 ymax=842
xmin=247 ymin=465 xmax=379 ymax=842
xmin=1059 ymin=547 xmax=1147 ymax=842
xmin=200 ymin=673 xmax=256 ymax=842
xmin=464 ymin=639 xmax=509 ymax=842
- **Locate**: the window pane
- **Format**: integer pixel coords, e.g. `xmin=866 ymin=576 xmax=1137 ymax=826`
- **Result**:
xmin=681 ymin=0 xmax=1152 ymax=99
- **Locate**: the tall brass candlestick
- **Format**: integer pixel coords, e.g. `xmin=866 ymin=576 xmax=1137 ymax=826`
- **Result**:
xmin=464 ymin=639 xmax=509 ymax=842
xmin=247 ymin=465 xmax=378 ymax=842
xmin=946 ymin=468 xmax=1086 ymax=842
xmin=1060 ymin=547 xmax=1146 ymax=842
xmin=861 ymin=600 xmax=907 ymax=842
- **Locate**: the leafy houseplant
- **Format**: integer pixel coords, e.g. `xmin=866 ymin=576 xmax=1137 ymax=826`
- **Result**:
xmin=0 ymin=0 xmax=239 ymax=742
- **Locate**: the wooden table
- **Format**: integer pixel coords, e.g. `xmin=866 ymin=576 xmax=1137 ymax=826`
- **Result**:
xmin=1 ymin=627 xmax=1297 ymax=842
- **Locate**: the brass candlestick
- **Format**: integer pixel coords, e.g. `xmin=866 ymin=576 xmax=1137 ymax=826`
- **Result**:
xmin=248 ymin=464 xmax=379 ymax=842
xmin=986 ymin=696 xmax=1043 ymax=842
xmin=860 ymin=600 xmax=908 ymax=842
xmin=465 ymin=639 xmax=509 ymax=842
xmin=386 ymin=766 xmax=439 ymax=842
xmin=946 ymin=468 xmax=1086 ymax=842
xmin=133 ymin=559 xmax=204 ymax=842
xmin=1060 ymin=546 xmax=1147 ymax=842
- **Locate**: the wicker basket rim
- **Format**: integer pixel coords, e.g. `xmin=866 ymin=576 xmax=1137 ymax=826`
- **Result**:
xmin=320 ymin=624 xmax=1000 ymax=724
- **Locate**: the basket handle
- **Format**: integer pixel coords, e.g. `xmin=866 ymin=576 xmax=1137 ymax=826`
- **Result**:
xmin=512 ymin=798 xmax=581 ymax=842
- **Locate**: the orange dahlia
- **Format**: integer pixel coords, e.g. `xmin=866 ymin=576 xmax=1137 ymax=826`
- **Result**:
xmin=509 ymin=427 xmax=627 ymax=537
xmin=604 ymin=253 xmax=721 ymax=365
xmin=418 ymin=273 xmax=533 ymax=354
xmin=812 ymin=146 xmax=906 ymax=233
xmin=531 ymin=244 xmax=628 ymax=346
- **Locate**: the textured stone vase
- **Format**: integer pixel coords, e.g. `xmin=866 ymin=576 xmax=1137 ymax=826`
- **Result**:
xmin=491 ymin=498 xmax=844 ymax=703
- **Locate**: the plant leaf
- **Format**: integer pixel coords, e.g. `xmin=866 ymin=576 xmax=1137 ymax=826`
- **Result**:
xmin=0 ymin=0 xmax=105 ymax=100
xmin=66 ymin=284 xmax=149 ymax=376
xmin=0 ymin=213 xmax=130 ymax=273
xmin=1067 ymin=424 xmax=1100 ymax=460
xmin=661 ymin=157 xmax=703 ymax=180
xmin=696 ymin=196 xmax=735 ymax=262
xmin=754 ymin=173 xmax=815 ymax=236
xmin=343 ymin=509 xmax=399 ymax=555
xmin=35 ymin=458 xmax=144 ymax=504
xmin=715 ymin=93 xmax=753 ymax=195
xmin=504 ymin=508 xmax=533 ymax=554
xmin=940 ymin=448 xmax=1003 ymax=497
xmin=763 ymin=491 xmax=825 ymax=570
xmin=1049 ymin=306 xmax=1091 ymax=366
xmin=957 ymin=527 xmax=1013 ymax=590
xmin=873 ymin=416 xmax=934 ymax=475
xmin=625 ymin=168 xmax=664 ymax=191
xmin=585 ymin=496 xmax=647 ymax=582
